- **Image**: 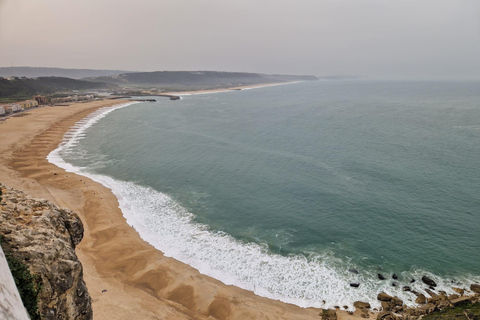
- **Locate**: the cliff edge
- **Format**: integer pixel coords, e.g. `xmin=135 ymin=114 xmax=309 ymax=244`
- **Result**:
xmin=0 ymin=184 xmax=92 ymax=320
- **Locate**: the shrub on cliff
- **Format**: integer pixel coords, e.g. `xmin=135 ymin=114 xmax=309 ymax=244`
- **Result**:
xmin=423 ymin=302 xmax=480 ymax=319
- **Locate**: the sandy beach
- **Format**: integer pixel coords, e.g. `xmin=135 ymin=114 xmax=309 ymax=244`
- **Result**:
xmin=0 ymin=99 xmax=371 ymax=319
xmin=161 ymin=81 xmax=299 ymax=96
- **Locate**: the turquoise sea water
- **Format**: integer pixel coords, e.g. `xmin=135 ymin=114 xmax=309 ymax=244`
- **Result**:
xmin=49 ymin=81 xmax=480 ymax=309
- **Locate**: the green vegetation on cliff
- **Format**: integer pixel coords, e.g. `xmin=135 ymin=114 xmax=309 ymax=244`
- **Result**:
xmin=1 ymin=236 xmax=42 ymax=320
xmin=0 ymin=76 xmax=117 ymax=102
xmin=423 ymin=302 xmax=480 ymax=320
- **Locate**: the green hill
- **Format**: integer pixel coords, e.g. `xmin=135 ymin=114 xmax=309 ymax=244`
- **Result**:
xmin=0 ymin=67 xmax=134 ymax=79
xmin=0 ymin=77 xmax=117 ymax=102
xmin=85 ymin=71 xmax=317 ymax=90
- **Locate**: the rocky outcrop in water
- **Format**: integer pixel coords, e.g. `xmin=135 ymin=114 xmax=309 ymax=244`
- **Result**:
xmin=0 ymin=184 xmax=92 ymax=320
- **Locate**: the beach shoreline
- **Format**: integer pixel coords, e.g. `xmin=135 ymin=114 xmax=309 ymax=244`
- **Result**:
xmin=0 ymin=98 xmax=374 ymax=319
xmin=160 ymin=81 xmax=300 ymax=96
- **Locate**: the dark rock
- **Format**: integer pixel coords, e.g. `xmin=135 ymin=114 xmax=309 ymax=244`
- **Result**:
xmin=471 ymin=284 xmax=480 ymax=294
xmin=348 ymin=268 xmax=359 ymax=274
xmin=402 ymin=286 xmax=411 ymax=292
xmin=378 ymin=273 xmax=386 ymax=280
xmin=377 ymin=292 xmax=394 ymax=302
xmin=391 ymin=282 xmax=397 ymax=287
xmin=392 ymin=274 xmax=398 ymax=280
xmin=350 ymin=283 xmax=360 ymax=288
xmin=410 ymin=278 xmax=415 ymax=283
xmin=422 ymin=275 xmax=437 ymax=287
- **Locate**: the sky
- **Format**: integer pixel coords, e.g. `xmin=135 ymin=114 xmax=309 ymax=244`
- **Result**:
xmin=0 ymin=0 xmax=479 ymax=79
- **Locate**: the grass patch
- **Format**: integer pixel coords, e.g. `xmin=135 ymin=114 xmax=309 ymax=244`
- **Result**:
xmin=0 ymin=96 xmax=31 ymax=103
xmin=423 ymin=302 xmax=480 ymax=319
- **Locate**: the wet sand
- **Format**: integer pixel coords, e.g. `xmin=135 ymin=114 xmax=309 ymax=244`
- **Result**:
xmin=0 ymin=100 xmax=370 ymax=319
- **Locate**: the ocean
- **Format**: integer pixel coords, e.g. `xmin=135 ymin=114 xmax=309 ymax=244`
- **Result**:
xmin=48 ymin=80 xmax=480 ymax=309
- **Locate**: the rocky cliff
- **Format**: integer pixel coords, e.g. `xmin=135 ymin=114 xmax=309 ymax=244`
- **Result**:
xmin=0 ymin=184 xmax=92 ymax=320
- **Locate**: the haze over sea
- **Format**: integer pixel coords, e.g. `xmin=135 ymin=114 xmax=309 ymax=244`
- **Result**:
xmin=49 ymin=80 xmax=480 ymax=309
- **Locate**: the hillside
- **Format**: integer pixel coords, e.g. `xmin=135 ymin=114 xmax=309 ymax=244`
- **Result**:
xmin=85 ymin=71 xmax=318 ymax=90
xmin=0 ymin=77 xmax=117 ymax=102
xmin=0 ymin=67 xmax=133 ymax=79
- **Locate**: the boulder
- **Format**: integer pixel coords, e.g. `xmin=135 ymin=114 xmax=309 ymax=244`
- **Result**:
xmin=392 ymin=274 xmax=398 ymax=280
xmin=376 ymin=311 xmax=398 ymax=320
xmin=423 ymin=303 xmax=437 ymax=314
xmin=381 ymin=301 xmax=391 ymax=311
xmin=350 ymin=283 xmax=360 ymax=288
xmin=402 ymin=286 xmax=411 ymax=292
xmin=471 ymin=284 xmax=480 ymax=294
xmin=353 ymin=301 xmax=371 ymax=309
xmin=425 ymin=288 xmax=438 ymax=298
xmin=377 ymin=292 xmax=394 ymax=302
xmin=391 ymin=297 xmax=403 ymax=306
xmin=448 ymin=293 xmax=460 ymax=300
xmin=450 ymin=296 xmax=472 ymax=307
xmin=415 ymin=294 xmax=427 ymax=304
xmin=436 ymin=300 xmax=452 ymax=309
xmin=378 ymin=274 xmax=386 ymax=280
xmin=422 ymin=275 xmax=437 ymax=287
xmin=452 ymin=287 xmax=465 ymax=295
xmin=320 ymin=308 xmax=337 ymax=320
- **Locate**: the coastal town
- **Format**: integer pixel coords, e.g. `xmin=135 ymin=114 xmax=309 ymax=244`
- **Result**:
xmin=0 ymin=93 xmax=100 ymax=117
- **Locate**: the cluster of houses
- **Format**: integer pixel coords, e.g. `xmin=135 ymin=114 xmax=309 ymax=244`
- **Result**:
xmin=0 ymin=93 xmax=100 ymax=117
xmin=0 ymin=99 xmax=39 ymax=116
xmin=50 ymin=93 xmax=98 ymax=104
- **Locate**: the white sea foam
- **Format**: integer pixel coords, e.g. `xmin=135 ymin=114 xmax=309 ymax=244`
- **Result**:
xmin=47 ymin=101 xmax=139 ymax=171
xmin=47 ymin=101 xmax=479 ymax=310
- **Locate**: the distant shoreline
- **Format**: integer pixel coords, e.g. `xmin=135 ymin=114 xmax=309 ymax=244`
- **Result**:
xmin=160 ymin=81 xmax=300 ymax=96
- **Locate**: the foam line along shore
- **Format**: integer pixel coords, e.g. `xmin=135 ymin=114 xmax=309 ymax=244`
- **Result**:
xmin=0 ymin=99 xmax=333 ymax=319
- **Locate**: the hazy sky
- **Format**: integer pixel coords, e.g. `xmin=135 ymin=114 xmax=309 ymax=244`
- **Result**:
xmin=1 ymin=0 xmax=479 ymax=79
